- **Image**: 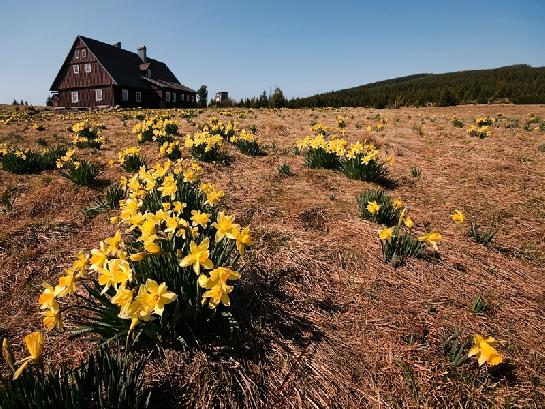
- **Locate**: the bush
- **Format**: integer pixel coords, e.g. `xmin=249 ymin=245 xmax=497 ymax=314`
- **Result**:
xmin=42 ymin=159 xmax=251 ymax=346
xmin=1 ymin=146 xmax=66 ymax=174
xmin=118 ymin=147 xmax=145 ymax=172
xmin=379 ymin=226 xmax=423 ymax=266
xmin=159 ymin=141 xmax=183 ymax=160
xmin=340 ymin=153 xmax=388 ymax=181
xmin=357 ymin=188 xmax=403 ymax=226
xmin=0 ymin=347 xmax=149 ymax=409
xmin=185 ymin=131 xmax=223 ymax=162
xmin=85 ymin=183 xmax=126 ymax=217
xmin=303 ymin=147 xmax=340 ymax=169
xmin=230 ymin=131 xmax=265 ymax=156
xmin=61 ymin=160 xmax=100 ymax=186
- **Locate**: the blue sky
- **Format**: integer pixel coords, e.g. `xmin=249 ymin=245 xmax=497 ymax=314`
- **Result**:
xmin=1 ymin=0 xmax=544 ymax=105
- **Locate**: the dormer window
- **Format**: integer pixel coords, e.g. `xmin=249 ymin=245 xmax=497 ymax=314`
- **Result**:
xmin=81 ymin=49 xmax=87 ymax=58
xmin=84 ymin=63 xmax=91 ymax=73
xmin=147 ymin=68 xmax=152 ymax=77
xmin=73 ymin=64 xmax=79 ymax=74
xmin=74 ymin=50 xmax=80 ymax=59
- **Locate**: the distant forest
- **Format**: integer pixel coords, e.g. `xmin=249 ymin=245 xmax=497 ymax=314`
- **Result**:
xmin=284 ymin=65 xmax=545 ymax=108
xmin=233 ymin=65 xmax=545 ymax=109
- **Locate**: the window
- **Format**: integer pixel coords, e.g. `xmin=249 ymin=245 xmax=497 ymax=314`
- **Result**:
xmin=181 ymin=94 xmax=185 ymax=102
xmin=136 ymin=91 xmax=142 ymax=103
xmin=172 ymin=92 xmax=176 ymax=103
xmin=122 ymin=89 xmax=129 ymax=101
xmin=85 ymin=63 xmax=91 ymax=73
xmin=165 ymin=91 xmax=171 ymax=102
xmin=71 ymin=91 xmax=78 ymax=103
xmin=95 ymin=89 xmax=102 ymax=102
xmin=192 ymin=95 xmax=195 ymax=102
xmin=147 ymin=68 xmax=152 ymax=77
xmin=74 ymin=50 xmax=80 ymax=59
xmin=73 ymin=64 xmax=79 ymax=74
xmin=81 ymin=49 xmax=87 ymax=58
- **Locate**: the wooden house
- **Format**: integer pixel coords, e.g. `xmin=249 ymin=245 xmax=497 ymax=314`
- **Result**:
xmin=50 ymin=35 xmax=196 ymax=109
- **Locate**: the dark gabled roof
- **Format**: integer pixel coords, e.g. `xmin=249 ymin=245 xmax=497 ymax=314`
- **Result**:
xmin=142 ymin=77 xmax=196 ymax=93
xmin=51 ymin=35 xmax=192 ymax=91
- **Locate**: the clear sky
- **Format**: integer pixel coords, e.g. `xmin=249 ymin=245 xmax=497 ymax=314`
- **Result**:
xmin=1 ymin=0 xmax=544 ymax=105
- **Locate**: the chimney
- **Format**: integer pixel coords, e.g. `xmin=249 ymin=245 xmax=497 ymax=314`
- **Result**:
xmin=137 ymin=46 xmax=147 ymax=63
xmin=113 ymin=42 xmax=121 ymax=48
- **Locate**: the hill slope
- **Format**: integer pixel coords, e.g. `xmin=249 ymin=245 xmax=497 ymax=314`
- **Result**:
xmin=288 ymin=65 xmax=545 ymax=108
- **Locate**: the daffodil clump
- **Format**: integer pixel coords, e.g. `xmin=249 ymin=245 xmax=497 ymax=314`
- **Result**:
xmin=367 ymin=123 xmax=385 ymax=133
xmin=377 ymin=209 xmax=423 ymax=265
xmin=39 ymin=158 xmax=251 ymax=343
xmin=56 ymin=148 xmax=99 ymax=186
xmin=230 ymin=129 xmax=265 ymax=156
xmin=198 ymin=116 xmax=239 ymax=139
xmin=524 ymin=113 xmax=545 ymax=132
xmin=152 ymin=118 xmax=179 ymax=144
xmin=71 ymin=120 xmax=105 ymax=149
xmin=336 ymin=115 xmax=348 ymax=128
xmin=0 ymin=145 xmax=66 ymax=174
xmin=466 ymin=124 xmax=491 ymax=138
xmin=159 ymin=140 xmax=184 ymax=160
xmin=297 ymin=135 xmax=389 ymax=181
xmin=132 ymin=114 xmax=178 ymax=144
xmin=185 ymin=131 xmax=224 ymax=162
xmin=32 ymin=123 xmax=46 ymax=131
xmin=118 ymin=146 xmax=145 ymax=172
xmin=310 ymin=123 xmax=335 ymax=136
xmin=357 ymin=188 xmax=441 ymax=265
xmin=451 ymin=115 xmax=464 ymax=128
xmin=358 ymin=188 xmax=405 ymax=226
xmin=474 ymin=116 xmax=495 ymax=127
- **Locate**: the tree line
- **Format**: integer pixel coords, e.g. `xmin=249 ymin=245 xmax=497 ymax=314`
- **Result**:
xmin=285 ymin=65 xmax=545 ymax=108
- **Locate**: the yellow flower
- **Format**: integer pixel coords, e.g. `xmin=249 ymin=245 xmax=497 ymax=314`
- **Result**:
xmin=417 ymin=231 xmax=442 ymax=251
xmin=43 ymin=308 xmax=63 ymax=331
xmin=403 ymin=215 xmax=414 ymax=229
xmin=135 ymin=279 xmax=177 ymax=316
xmin=38 ymin=282 xmax=59 ymax=311
xmin=179 ymin=238 xmax=214 ymax=274
xmin=212 ymin=212 xmax=236 ymax=242
xmin=367 ymin=201 xmax=381 ymax=215
xmin=143 ymin=235 xmax=161 ymax=254
xmin=2 ymin=338 xmax=15 ymax=370
xmin=451 ymin=209 xmax=465 ymax=224
xmin=468 ymin=334 xmax=503 ymax=366
xmin=378 ymin=227 xmax=394 ymax=243
xmin=198 ymin=267 xmax=240 ymax=308
xmin=231 ymin=226 xmax=252 ymax=255
xmin=111 ymin=284 xmax=134 ymax=312
xmin=191 ymin=210 xmax=211 ymax=227
xmin=392 ymin=199 xmax=404 ymax=209
xmin=13 ymin=332 xmax=44 ymax=380
xmin=158 ymin=174 xmax=177 ymax=199
xmin=56 ymin=270 xmax=77 ymax=297
xmin=104 ymin=231 xmax=122 ymax=255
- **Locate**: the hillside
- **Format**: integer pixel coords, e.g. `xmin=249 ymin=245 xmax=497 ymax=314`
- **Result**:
xmin=287 ymin=65 xmax=545 ymax=108
xmin=1 ymin=105 xmax=545 ymax=407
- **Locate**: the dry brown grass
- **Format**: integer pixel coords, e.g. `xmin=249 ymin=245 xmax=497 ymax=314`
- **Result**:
xmin=1 ymin=104 xmax=545 ymax=407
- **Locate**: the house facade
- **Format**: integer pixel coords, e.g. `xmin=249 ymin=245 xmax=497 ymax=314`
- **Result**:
xmin=50 ymin=36 xmax=197 ymax=109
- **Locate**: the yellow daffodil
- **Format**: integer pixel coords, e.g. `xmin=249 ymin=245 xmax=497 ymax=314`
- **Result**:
xmin=418 ymin=231 xmax=442 ymax=251
xmin=403 ymin=215 xmax=414 ymax=229
xmin=212 ymin=212 xmax=236 ymax=242
xmin=451 ymin=209 xmax=465 ymax=224
xmin=378 ymin=227 xmax=394 ymax=243
xmin=179 ymin=238 xmax=214 ymax=274
xmin=367 ymin=201 xmax=381 ymax=215
xmin=13 ymin=332 xmax=44 ymax=380
xmin=468 ymin=334 xmax=503 ymax=366
xmin=392 ymin=199 xmax=404 ymax=209
xmin=38 ymin=282 xmax=59 ymax=311
xmin=191 ymin=210 xmax=211 ymax=227
xmin=43 ymin=308 xmax=63 ymax=331
xmin=231 ymin=226 xmax=252 ymax=255
xmin=135 ymin=279 xmax=177 ymax=316
xmin=198 ymin=267 xmax=240 ymax=308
